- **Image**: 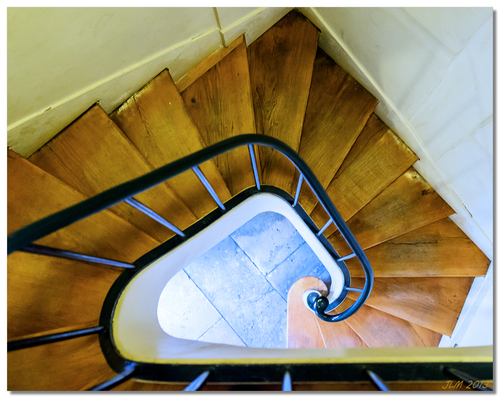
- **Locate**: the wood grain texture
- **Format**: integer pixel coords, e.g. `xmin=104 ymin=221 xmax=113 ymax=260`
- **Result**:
xmin=181 ymin=39 xmax=257 ymax=196
xmin=316 ymin=318 xmax=368 ymax=349
xmin=8 ymin=150 xmax=159 ymax=261
xmin=248 ymin=10 xmax=319 ymax=193
xmin=287 ymin=277 xmax=327 ymax=348
xmin=110 ymin=71 xmax=232 ymax=219
xmin=176 ymin=35 xmax=245 ymax=92
xmin=350 ymin=277 xmax=474 ymax=336
xmin=7 ymin=334 xmax=117 ymax=391
xmin=295 ymin=48 xmax=378 ymax=214
xmin=345 ymin=218 xmax=490 ymax=278
xmin=8 ymin=252 xmax=120 ymax=339
xmin=410 ymin=323 xmax=442 ymax=347
xmin=311 ymin=115 xmax=417 ymax=235
xmin=328 ymin=168 xmax=454 ymax=255
xmin=340 ymin=298 xmax=428 ymax=347
xmin=29 ymin=104 xmax=197 ymax=242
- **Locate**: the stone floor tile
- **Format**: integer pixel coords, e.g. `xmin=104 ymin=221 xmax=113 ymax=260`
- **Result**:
xmin=230 ymin=211 xmax=305 ymax=275
xmin=184 ymin=236 xmax=287 ymax=348
xmin=157 ymin=270 xmax=221 ymax=341
xmin=266 ymin=243 xmax=331 ymax=301
xmin=198 ymin=318 xmax=246 ymax=347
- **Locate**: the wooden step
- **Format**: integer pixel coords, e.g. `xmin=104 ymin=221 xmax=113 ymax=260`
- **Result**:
xmin=350 ymin=277 xmax=474 ymax=336
xmin=8 ymin=151 xmax=158 ymax=338
xmin=29 ymin=104 xmax=197 ymax=242
xmin=328 ymin=168 xmax=454 ymax=255
xmin=339 ymin=298 xmax=440 ymax=347
xmin=110 ymin=70 xmax=232 ymax=218
xmin=8 ymin=334 xmax=117 ymax=390
xmin=248 ymin=10 xmax=319 ymax=194
xmin=287 ymin=277 xmax=327 ymax=348
xmin=311 ymin=115 xmax=417 ymax=235
xmin=181 ymin=37 xmax=257 ymax=196
xmin=295 ymin=49 xmax=378 ymax=214
xmin=345 ymin=218 xmax=490 ymax=278
xmin=287 ymin=277 xmax=366 ymax=348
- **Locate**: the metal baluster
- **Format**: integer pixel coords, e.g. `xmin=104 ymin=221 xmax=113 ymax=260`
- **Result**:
xmin=8 ymin=326 xmax=104 ymax=352
xmin=293 ymin=174 xmax=304 ymax=207
xmin=346 ymin=287 xmax=363 ymax=293
xmin=282 ymin=371 xmax=292 ymax=391
xmin=88 ymin=366 xmax=136 ymax=391
xmin=366 ymin=370 xmax=390 ymax=391
xmin=124 ymin=197 xmax=185 ymax=237
xmin=184 ymin=370 xmax=210 ymax=391
xmin=192 ymin=166 xmax=226 ymax=211
xmin=338 ymin=253 xmax=357 ymax=262
xmin=317 ymin=219 xmax=333 ymax=236
xmin=248 ymin=144 xmax=260 ymax=190
xmin=20 ymin=243 xmax=135 ymax=269
xmin=444 ymin=368 xmax=493 ymax=391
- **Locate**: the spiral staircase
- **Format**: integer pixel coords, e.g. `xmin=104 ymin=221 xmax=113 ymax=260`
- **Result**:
xmin=7 ymin=10 xmax=491 ymax=391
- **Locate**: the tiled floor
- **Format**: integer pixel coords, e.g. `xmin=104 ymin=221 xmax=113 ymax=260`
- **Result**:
xmin=157 ymin=211 xmax=330 ymax=349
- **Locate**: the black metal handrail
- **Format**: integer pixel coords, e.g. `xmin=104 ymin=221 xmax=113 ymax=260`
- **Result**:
xmin=7 ymin=134 xmax=373 ymax=322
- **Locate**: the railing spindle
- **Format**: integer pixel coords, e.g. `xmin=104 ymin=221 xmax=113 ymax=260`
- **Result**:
xmin=19 ymin=243 xmax=135 ymax=269
xmin=366 ymin=370 xmax=390 ymax=391
xmin=444 ymin=368 xmax=493 ymax=391
xmin=192 ymin=166 xmax=226 ymax=211
xmin=124 ymin=197 xmax=185 ymax=237
xmin=248 ymin=144 xmax=260 ymax=190
xmin=282 ymin=371 xmax=292 ymax=391
xmin=8 ymin=326 xmax=104 ymax=352
xmin=88 ymin=366 xmax=136 ymax=391
xmin=293 ymin=174 xmax=304 ymax=207
xmin=184 ymin=370 xmax=210 ymax=391
xmin=338 ymin=253 xmax=357 ymax=262
xmin=317 ymin=219 xmax=333 ymax=236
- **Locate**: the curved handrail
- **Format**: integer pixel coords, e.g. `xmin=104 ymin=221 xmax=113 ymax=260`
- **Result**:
xmin=7 ymin=134 xmax=373 ymax=322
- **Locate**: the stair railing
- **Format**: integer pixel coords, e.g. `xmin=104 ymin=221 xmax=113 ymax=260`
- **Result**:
xmin=8 ymin=134 xmax=372 ymax=330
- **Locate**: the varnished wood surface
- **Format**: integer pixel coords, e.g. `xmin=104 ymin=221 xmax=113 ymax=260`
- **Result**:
xmin=176 ymin=35 xmax=245 ymax=92
xmin=110 ymin=71 xmax=231 ymax=219
xmin=296 ymin=48 xmax=378 ymax=213
xmin=317 ymin=317 xmax=368 ymax=349
xmin=7 ymin=334 xmax=117 ymax=391
xmin=340 ymin=298 xmax=429 ymax=347
xmin=8 ymin=150 xmax=159 ymax=261
xmin=350 ymin=277 xmax=474 ymax=336
xmin=345 ymin=218 xmax=490 ymax=278
xmin=311 ymin=115 xmax=417 ymax=235
xmin=8 ymin=252 xmax=120 ymax=339
xmin=328 ymin=168 xmax=454 ymax=255
xmin=29 ymin=104 xmax=197 ymax=242
xmin=287 ymin=277 xmax=327 ymax=348
xmin=182 ymin=39 xmax=257 ymax=196
xmin=248 ymin=10 xmax=319 ymax=193
xmin=411 ymin=323 xmax=442 ymax=347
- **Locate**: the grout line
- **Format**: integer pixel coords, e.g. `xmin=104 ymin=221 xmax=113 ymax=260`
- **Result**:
xmin=183 ymin=268 xmax=249 ymax=347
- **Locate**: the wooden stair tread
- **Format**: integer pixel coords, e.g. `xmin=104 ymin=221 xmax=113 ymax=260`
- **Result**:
xmin=410 ymin=323 xmax=442 ymax=347
xmin=350 ymin=277 xmax=474 ymax=336
xmin=316 ymin=318 xmax=368 ymax=349
xmin=340 ymin=298 xmax=432 ymax=347
xmin=287 ymin=277 xmax=327 ymax=348
xmin=176 ymin=35 xmax=246 ymax=92
xmin=346 ymin=218 xmax=490 ymax=278
xmin=8 ymin=252 xmax=120 ymax=339
xmin=248 ymin=10 xmax=319 ymax=193
xmin=29 ymin=104 xmax=197 ymax=242
xmin=110 ymin=70 xmax=232 ymax=219
xmin=311 ymin=115 xmax=417 ymax=235
xmin=181 ymin=38 xmax=257 ymax=196
xmin=328 ymin=168 xmax=454 ymax=255
xmin=296 ymin=49 xmax=378 ymax=214
xmin=8 ymin=334 xmax=117 ymax=391
xmin=8 ymin=150 xmax=159 ymax=260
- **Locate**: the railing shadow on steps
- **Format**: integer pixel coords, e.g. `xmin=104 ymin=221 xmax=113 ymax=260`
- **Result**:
xmin=7 ymin=134 xmax=492 ymax=391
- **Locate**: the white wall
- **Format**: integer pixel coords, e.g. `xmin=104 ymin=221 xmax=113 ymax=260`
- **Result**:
xmin=300 ymin=7 xmax=493 ymax=261
xmin=7 ymin=7 xmax=291 ymax=157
